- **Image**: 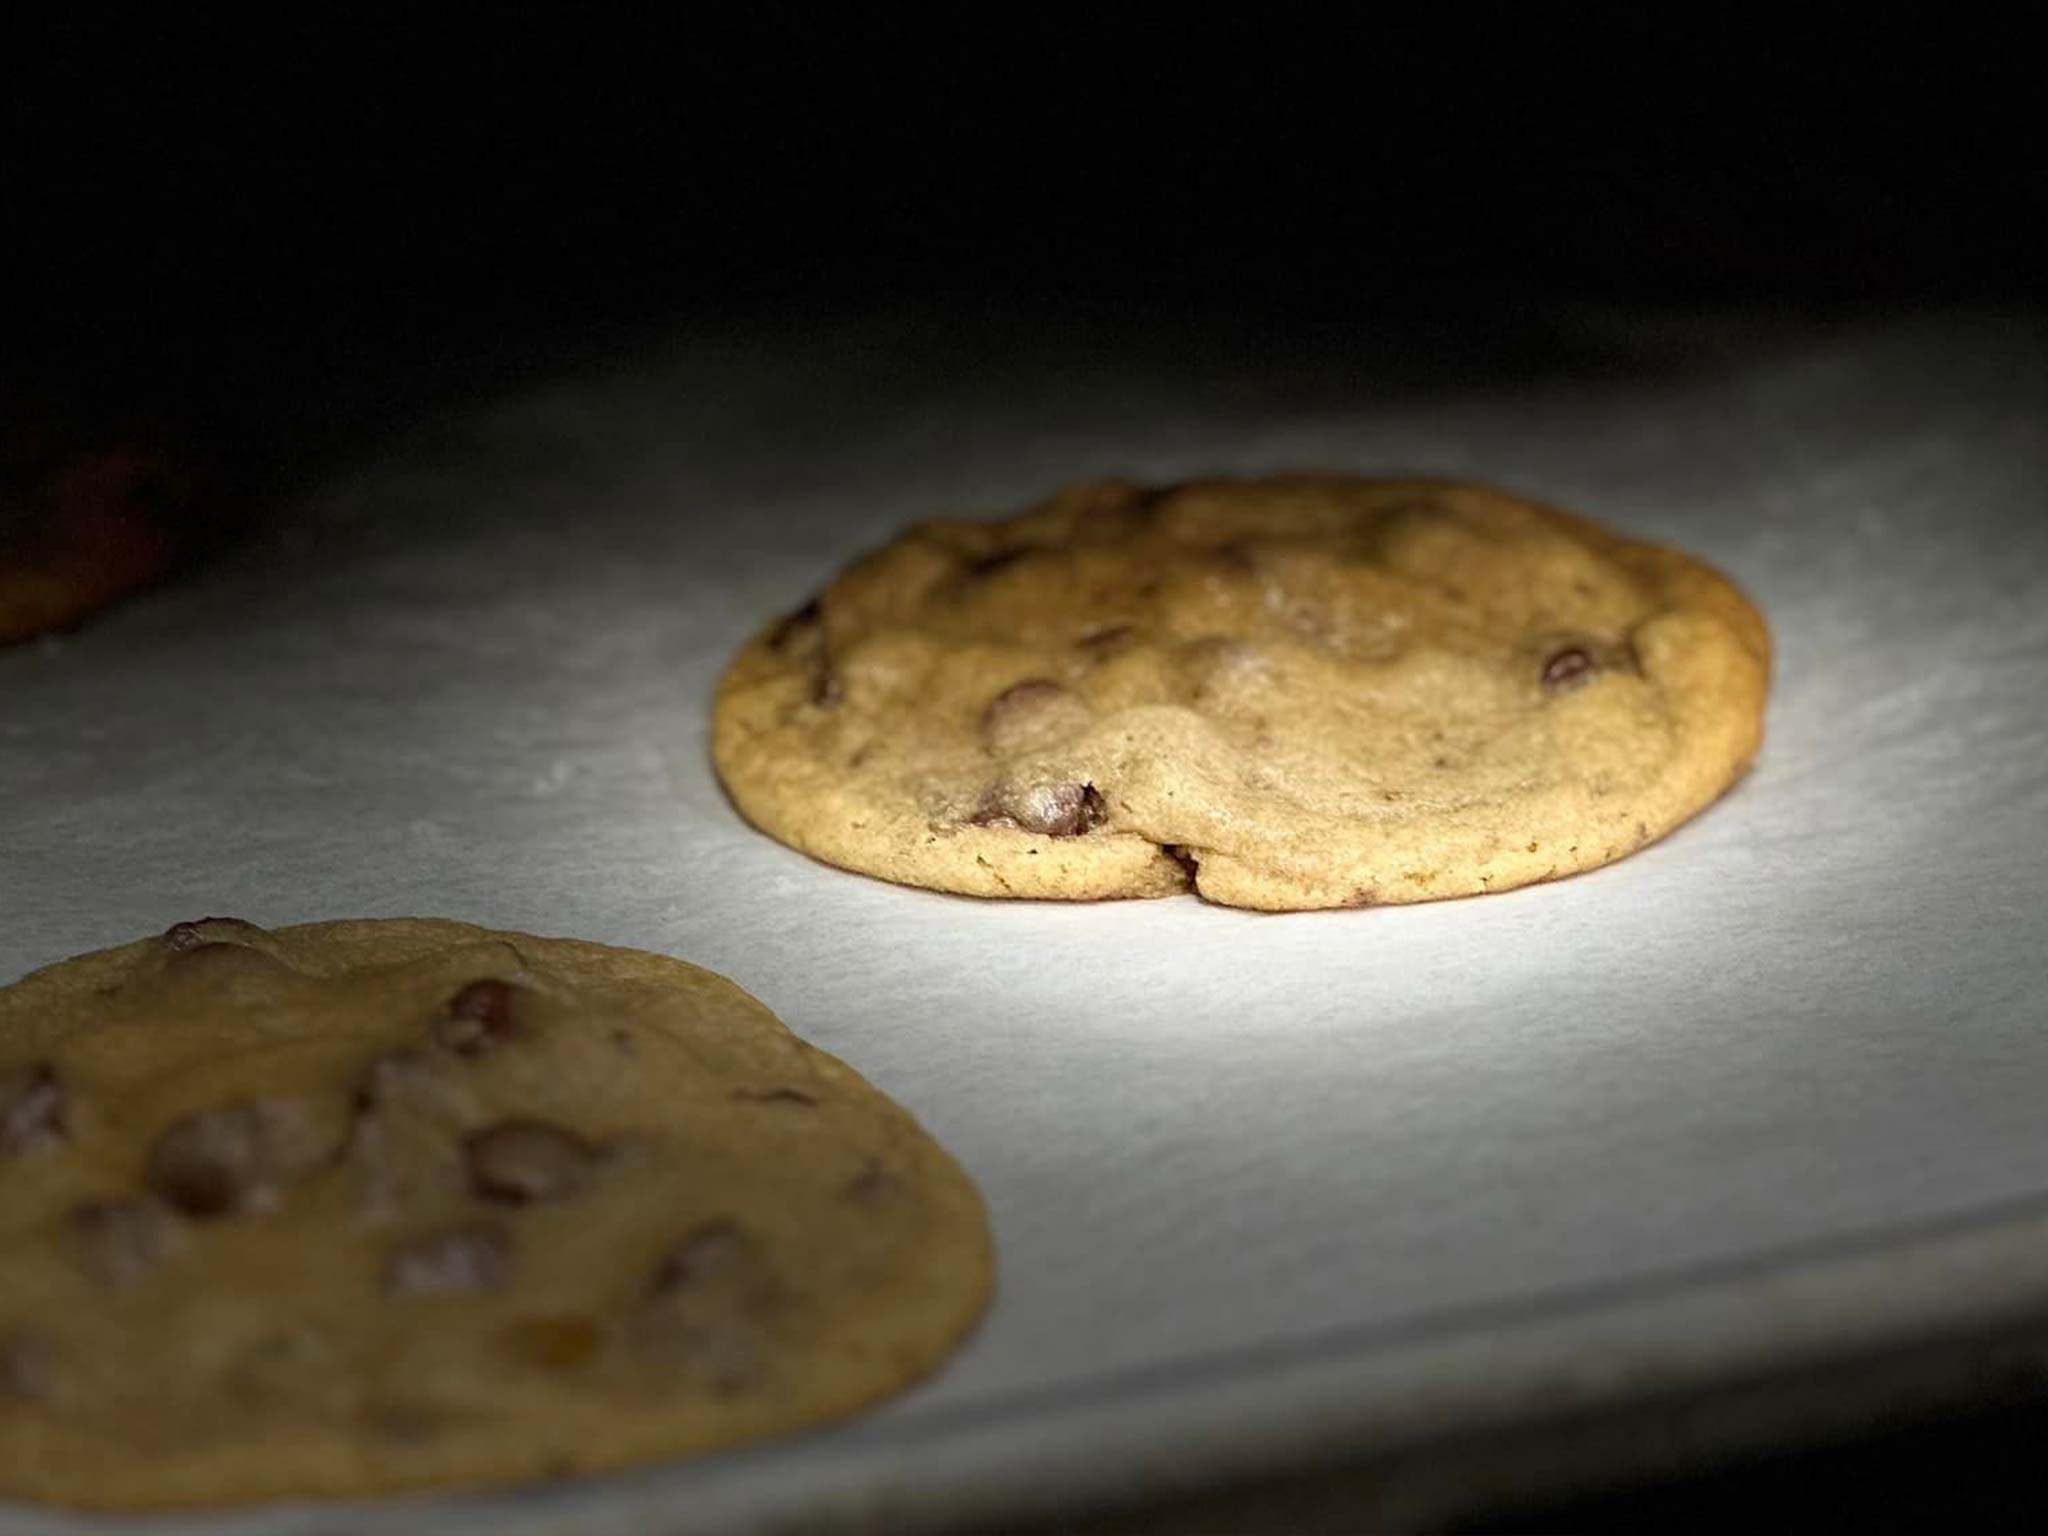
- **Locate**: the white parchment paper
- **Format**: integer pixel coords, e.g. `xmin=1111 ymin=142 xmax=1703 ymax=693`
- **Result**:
xmin=3 ymin=308 xmax=2045 ymax=1532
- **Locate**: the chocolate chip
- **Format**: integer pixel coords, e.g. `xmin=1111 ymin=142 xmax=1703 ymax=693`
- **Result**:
xmin=342 ymin=1053 xmax=458 ymax=1218
xmin=651 ymin=1220 xmax=751 ymax=1296
xmin=635 ymin=1220 xmax=777 ymax=1389
xmin=464 ymin=1119 xmax=599 ymax=1204
xmin=1076 ymin=623 xmax=1137 ymax=659
xmin=1541 ymin=646 xmax=1597 ymax=693
xmin=764 ymin=596 xmax=837 ymax=705
xmin=161 ymin=916 xmax=264 ymax=952
xmin=0 ymin=1332 xmax=54 ymax=1401
xmin=161 ymin=921 xmax=210 ymax=952
xmin=163 ymin=941 xmax=288 ymax=977
xmin=0 ymin=1063 xmax=65 ymax=1156
xmin=980 ymin=678 xmax=1089 ymax=755
xmin=977 ymin=781 xmax=1109 ymax=837
xmin=433 ymin=979 xmax=529 ymax=1056
xmin=731 ymin=1086 xmax=818 ymax=1107
xmin=842 ymin=1161 xmax=900 ymax=1205
xmin=159 ymin=920 xmax=288 ymax=984
xmin=985 ymin=678 xmax=1066 ymax=716
xmin=964 ymin=547 xmax=1027 ymax=579
xmin=71 ymin=1198 xmax=180 ymax=1287
xmin=145 ymin=1100 xmax=305 ymax=1219
xmin=385 ymin=1222 xmax=514 ymax=1296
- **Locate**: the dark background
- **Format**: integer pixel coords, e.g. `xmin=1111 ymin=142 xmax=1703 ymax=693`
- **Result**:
xmin=8 ymin=13 xmax=2039 ymax=492
xmin=8 ymin=11 xmax=2044 ymax=1528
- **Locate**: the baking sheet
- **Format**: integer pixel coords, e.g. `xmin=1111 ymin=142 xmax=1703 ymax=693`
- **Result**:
xmin=3 ymin=307 xmax=2045 ymax=1532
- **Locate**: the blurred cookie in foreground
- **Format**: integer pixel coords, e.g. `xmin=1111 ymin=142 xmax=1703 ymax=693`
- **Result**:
xmin=714 ymin=477 xmax=1770 ymax=910
xmin=0 ymin=407 xmax=218 ymax=647
xmin=0 ymin=917 xmax=992 ymax=1509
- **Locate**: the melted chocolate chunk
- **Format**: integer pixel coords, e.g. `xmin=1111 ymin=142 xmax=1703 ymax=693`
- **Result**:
xmin=985 ymin=678 xmax=1066 ymax=717
xmin=145 ymin=1101 xmax=304 ymax=1219
xmin=980 ymin=678 xmax=1085 ymax=755
xmin=0 ymin=1063 xmax=65 ymax=1155
xmin=1051 ymin=783 xmax=1109 ymax=836
xmin=976 ymin=781 xmax=1108 ymax=837
xmin=732 ymin=1086 xmax=818 ymax=1107
xmin=1077 ymin=623 xmax=1137 ymax=658
xmin=1211 ymin=541 xmax=1259 ymax=572
xmin=433 ymin=979 xmax=529 ymax=1056
xmin=842 ymin=1161 xmax=899 ymax=1204
xmin=161 ymin=916 xmax=264 ymax=952
xmin=964 ymin=547 xmax=1027 ymax=579
xmin=341 ymin=1052 xmax=456 ymax=1218
xmin=651 ymin=1220 xmax=751 ymax=1295
xmin=71 ymin=1198 xmax=180 ymax=1287
xmin=630 ymin=1240 xmax=773 ymax=1392
xmin=385 ymin=1222 xmax=514 ymax=1296
xmin=978 ymin=684 xmax=1064 ymax=737
xmin=464 ymin=1119 xmax=599 ymax=1204
xmin=1541 ymin=645 xmax=1597 ymax=693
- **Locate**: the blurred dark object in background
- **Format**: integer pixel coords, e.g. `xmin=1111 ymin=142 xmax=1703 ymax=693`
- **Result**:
xmin=0 ymin=401 xmax=223 ymax=645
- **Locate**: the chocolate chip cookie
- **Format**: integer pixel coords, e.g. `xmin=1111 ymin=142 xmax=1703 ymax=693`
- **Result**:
xmin=0 ymin=917 xmax=993 ymax=1509
xmin=713 ymin=477 xmax=1770 ymax=909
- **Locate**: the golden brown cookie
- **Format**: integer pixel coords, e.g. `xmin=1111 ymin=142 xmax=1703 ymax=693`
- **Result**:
xmin=0 ymin=917 xmax=992 ymax=1510
xmin=713 ymin=478 xmax=1770 ymax=910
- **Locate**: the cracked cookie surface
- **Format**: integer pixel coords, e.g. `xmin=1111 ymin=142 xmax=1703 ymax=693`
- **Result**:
xmin=712 ymin=477 xmax=1770 ymax=910
xmin=0 ymin=917 xmax=992 ymax=1509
